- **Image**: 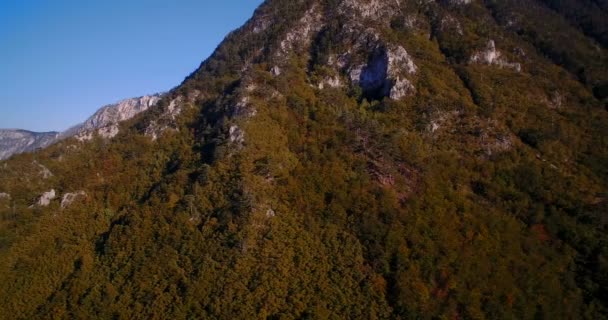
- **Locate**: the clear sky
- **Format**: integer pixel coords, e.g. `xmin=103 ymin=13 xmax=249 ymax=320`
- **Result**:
xmin=0 ymin=0 xmax=263 ymax=132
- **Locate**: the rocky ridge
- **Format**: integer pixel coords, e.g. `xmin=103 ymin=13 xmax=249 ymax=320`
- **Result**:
xmin=62 ymin=94 xmax=163 ymax=141
xmin=0 ymin=94 xmax=163 ymax=160
xmin=0 ymin=130 xmax=59 ymax=160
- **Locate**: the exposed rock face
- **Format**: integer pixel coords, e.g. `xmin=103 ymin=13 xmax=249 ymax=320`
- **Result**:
xmin=270 ymin=66 xmax=281 ymax=76
xmin=33 ymin=189 xmax=56 ymax=207
xmin=470 ymin=40 xmax=522 ymax=71
xmin=255 ymin=1 xmax=419 ymax=102
xmin=318 ymin=76 xmax=343 ymax=89
xmin=349 ymin=45 xmax=418 ymax=100
xmin=229 ymin=125 xmax=245 ymax=144
xmin=390 ymin=78 xmax=416 ymax=100
xmin=97 ymin=125 xmax=120 ymax=139
xmin=0 ymin=94 xmax=163 ymax=160
xmin=65 ymin=94 xmax=163 ymax=141
xmin=0 ymin=192 xmax=10 ymax=200
xmin=278 ymin=4 xmax=323 ymax=56
xmin=60 ymin=191 xmax=86 ymax=209
xmin=339 ymin=0 xmax=400 ymax=20
xmin=0 ymin=130 xmax=59 ymax=160
xmin=445 ymin=0 xmax=472 ymax=5
xmin=232 ymin=95 xmax=257 ymax=118
xmin=388 ymin=46 xmax=418 ymax=76
xmin=144 ymin=97 xmax=184 ymax=140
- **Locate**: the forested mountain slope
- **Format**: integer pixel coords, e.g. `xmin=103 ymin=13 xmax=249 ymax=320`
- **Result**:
xmin=0 ymin=0 xmax=606 ymax=319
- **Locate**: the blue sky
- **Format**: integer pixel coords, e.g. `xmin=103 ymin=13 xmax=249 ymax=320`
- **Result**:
xmin=0 ymin=0 xmax=263 ymax=132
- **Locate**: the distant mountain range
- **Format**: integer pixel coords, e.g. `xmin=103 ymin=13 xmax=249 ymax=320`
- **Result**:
xmin=0 ymin=130 xmax=60 ymax=160
xmin=0 ymin=94 xmax=162 ymax=160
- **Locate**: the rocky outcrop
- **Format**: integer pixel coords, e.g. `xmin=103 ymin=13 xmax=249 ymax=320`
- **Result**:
xmin=390 ymin=78 xmax=416 ymax=100
xmin=348 ymin=45 xmax=418 ymax=100
xmin=32 ymin=189 xmax=56 ymax=207
xmin=445 ymin=0 xmax=472 ymax=5
xmin=318 ymin=76 xmax=344 ymax=89
xmin=280 ymin=3 xmax=420 ymax=102
xmin=0 ymin=192 xmax=10 ymax=200
xmin=470 ymin=40 xmax=522 ymax=71
xmin=266 ymin=208 xmax=276 ymax=218
xmin=60 ymin=191 xmax=86 ymax=209
xmin=232 ymin=94 xmax=258 ymax=118
xmin=28 ymin=190 xmax=86 ymax=209
xmin=144 ymin=96 xmax=184 ymax=140
xmin=0 ymin=130 xmax=59 ymax=160
xmin=278 ymin=4 xmax=324 ymax=56
xmin=270 ymin=66 xmax=281 ymax=76
xmin=65 ymin=94 xmax=163 ymax=141
xmin=339 ymin=0 xmax=400 ymax=21
xmin=229 ymin=125 xmax=245 ymax=145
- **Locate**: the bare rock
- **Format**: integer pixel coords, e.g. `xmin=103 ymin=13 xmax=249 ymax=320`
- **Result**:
xmin=271 ymin=66 xmax=282 ymax=76
xmin=233 ymin=95 xmax=257 ymax=118
xmin=98 ymin=124 xmax=120 ymax=139
xmin=349 ymin=45 xmax=417 ymax=100
xmin=279 ymin=4 xmax=323 ymax=55
xmin=145 ymin=97 xmax=184 ymax=141
xmin=445 ymin=0 xmax=472 ymax=5
xmin=67 ymin=94 xmax=163 ymax=141
xmin=470 ymin=40 xmax=522 ymax=72
xmin=388 ymin=45 xmax=418 ymax=77
xmin=318 ymin=76 xmax=344 ymax=89
xmin=0 ymin=130 xmax=59 ymax=160
xmin=390 ymin=78 xmax=416 ymax=100
xmin=229 ymin=125 xmax=245 ymax=144
xmin=61 ymin=191 xmax=87 ymax=209
xmin=32 ymin=189 xmax=56 ymax=207
xmin=266 ymin=208 xmax=276 ymax=218
xmin=339 ymin=0 xmax=401 ymax=21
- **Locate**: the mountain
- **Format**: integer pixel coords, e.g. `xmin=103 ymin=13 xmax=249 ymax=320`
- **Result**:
xmin=0 ymin=94 xmax=163 ymax=160
xmin=0 ymin=0 xmax=607 ymax=319
xmin=61 ymin=94 xmax=163 ymax=141
xmin=0 ymin=130 xmax=59 ymax=160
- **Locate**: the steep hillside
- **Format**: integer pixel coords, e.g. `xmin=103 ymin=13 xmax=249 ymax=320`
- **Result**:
xmin=0 ymin=0 xmax=606 ymax=319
